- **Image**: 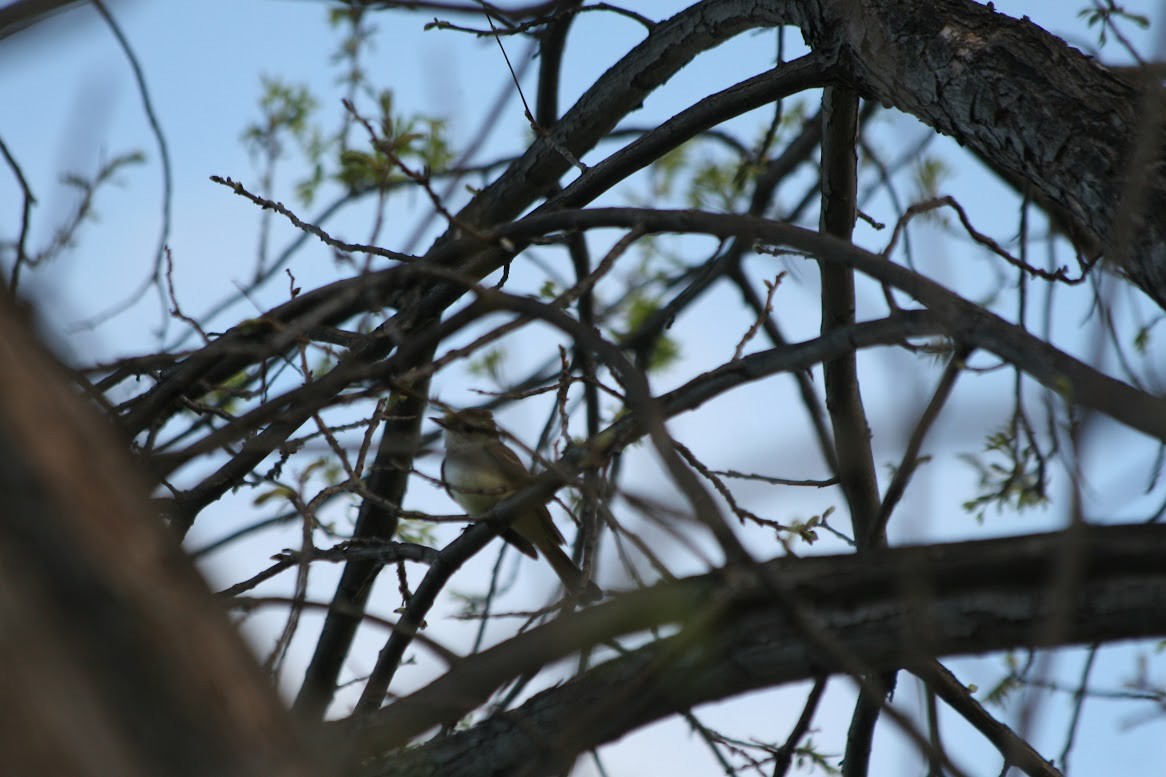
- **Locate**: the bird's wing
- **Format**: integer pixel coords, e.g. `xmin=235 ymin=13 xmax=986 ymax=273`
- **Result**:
xmin=493 ymin=441 xmax=568 ymax=549
xmin=491 ymin=441 xmax=535 ymax=482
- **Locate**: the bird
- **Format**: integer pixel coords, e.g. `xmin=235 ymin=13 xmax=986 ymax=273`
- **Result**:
xmin=433 ymin=407 xmax=602 ymax=603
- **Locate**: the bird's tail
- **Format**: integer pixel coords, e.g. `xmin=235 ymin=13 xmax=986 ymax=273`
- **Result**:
xmin=541 ymin=543 xmax=603 ymax=604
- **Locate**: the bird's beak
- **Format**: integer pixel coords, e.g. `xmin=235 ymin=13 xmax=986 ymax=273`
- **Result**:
xmin=431 ymin=415 xmax=449 ymax=429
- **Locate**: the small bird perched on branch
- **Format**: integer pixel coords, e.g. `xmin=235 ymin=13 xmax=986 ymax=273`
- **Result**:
xmin=434 ymin=407 xmax=602 ymax=604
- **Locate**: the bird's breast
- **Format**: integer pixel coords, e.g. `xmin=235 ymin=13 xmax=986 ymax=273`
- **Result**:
xmin=442 ymin=456 xmax=514 ymax=514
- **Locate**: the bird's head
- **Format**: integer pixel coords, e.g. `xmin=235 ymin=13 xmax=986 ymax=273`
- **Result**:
xmin=432 ymin=407 xmax=499 ymax=437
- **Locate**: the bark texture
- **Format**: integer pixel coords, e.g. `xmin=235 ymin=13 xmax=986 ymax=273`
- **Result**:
xmin=0 ymin=292 xmax=324 ymax=777
xmin=804 ymin=0 xmax=1166 ymax=305
xmin=348 ymin=523 xmax=1166 ymax=777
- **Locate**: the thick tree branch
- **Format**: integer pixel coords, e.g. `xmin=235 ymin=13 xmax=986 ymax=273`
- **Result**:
xmin=819 ymin=81 xmax=889 ymax=777
xmin=819 ymin=86 xmax=880 ymax=548
xmin=343 ymin=523 xmax=1166 ymax=776
xmin=800 ymin=0 xmax=1166 ymax=308
xmin=293 ymin=377 xmax=432 ymax=719
xmin=0 ymin=291 xmax=323 ymax=775
xmin=0 ymin=0 xmax=90 ymax=39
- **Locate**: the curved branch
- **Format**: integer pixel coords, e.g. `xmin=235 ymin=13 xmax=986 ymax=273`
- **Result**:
xmin=158 ymin=198 xmax=1166 ymax=527
xmin=442 ymin=1 xmax=798 ymax=234
xmin=0 ymin=0 xmax=87 ymax=40
xmin=119 ymin=49 xmax=828 ymax=449
xmin=343 ymin=523 xmax=1166 ymax=774
xmin=489 ymin=207 xmax=1166 ymax=443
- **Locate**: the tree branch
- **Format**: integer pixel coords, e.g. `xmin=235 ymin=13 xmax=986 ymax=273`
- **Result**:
xmin=342 ymin=523 xmax=1166 ymax=775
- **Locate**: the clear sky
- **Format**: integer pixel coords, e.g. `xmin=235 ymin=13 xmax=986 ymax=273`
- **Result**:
xmin=3 ymin=2 xmax=1165 ymax=775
